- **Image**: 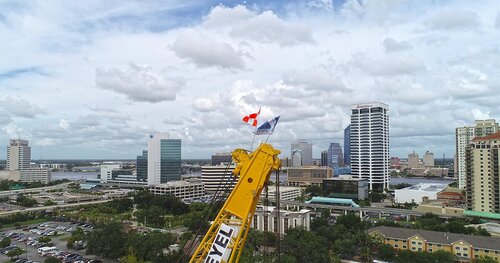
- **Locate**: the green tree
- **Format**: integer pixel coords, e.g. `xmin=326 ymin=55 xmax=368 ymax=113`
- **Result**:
xmin=127 ymin=231 xmax=176 ymax=262
xmin=86 ymin=222 xmax=127 ymax=259
xmin=376 ymin=244 xmax=396 ymax=261
xmin=282 ymin=227 xmax=330 ymax=263
xmin=136 ymin=205 xmax=165 ymax=227
xmin=38 ymin=236 xmax=52 ymax=245
xmin=304 ymin=185 xmax=323 ymax=197
xmin=6 ymin=247 xmax=24 ymax=260
xmin=44 ymin=256 xmax=62 ymax=263
xmin=475 ymin=256 xmax=498 ymax=263
xmin=0 ymin=237 xmax=11 ymax=248
xmin=44 ymin=200 xmax=57 ymax=206
xmin=428 ymin=250 xmax=455 ymax=263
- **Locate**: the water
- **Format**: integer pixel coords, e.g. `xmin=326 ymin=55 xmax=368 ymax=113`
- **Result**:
xmin=51 ymin=172 xmax=98 ymax=181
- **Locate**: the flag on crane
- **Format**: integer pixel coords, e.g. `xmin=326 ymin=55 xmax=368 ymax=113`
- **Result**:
xmin=242 ymin=108 xmax=260 ymax=127
xmin=254 ymin=116 xmax=280 ymax=135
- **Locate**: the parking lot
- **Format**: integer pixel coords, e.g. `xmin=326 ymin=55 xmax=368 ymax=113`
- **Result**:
xmin=0 ymin=220 xmax=116 ymax=263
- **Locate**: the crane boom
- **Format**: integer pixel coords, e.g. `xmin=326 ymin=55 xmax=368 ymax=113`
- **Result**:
xmin=189 ymin=143 xmax=281 ymax=263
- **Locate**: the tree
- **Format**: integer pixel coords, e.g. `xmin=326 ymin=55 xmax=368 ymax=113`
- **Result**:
xmin=474 ymin=256 xmax=498 ymax=263
xmin=0 ymin=237 xmax=11 ymax=248
xmin=86 ymin=222 xmax=127 ymax=259
xmin=44 ymin=200 xmax=57 ymax=206
xmin=136 ymin=206 xmax=165 ymax=227
xmin=304 ymin=185 xmax=323 ymax=197
xmin=6 ymin=247 xmax=24 ymax=260
xmin=45 ymin=256 xmax=62 ymax=263
xmin=376 ymin=244 xmax=396 ymax=261
xmin=427 ymin=250 xmax=455 ymax=263
xmin=282 ymin=227 xmax=330 ymax=263
xmin=127 ymin=231 xmax=177 ymax=262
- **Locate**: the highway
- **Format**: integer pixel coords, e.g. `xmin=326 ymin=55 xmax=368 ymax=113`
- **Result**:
xmin=0 ymin=182 xmax=74 ymax=198
xmin=279 ymin=200 xmax=461 ymax=218
xmin=0 ymin=199 xmax=113 ymax=216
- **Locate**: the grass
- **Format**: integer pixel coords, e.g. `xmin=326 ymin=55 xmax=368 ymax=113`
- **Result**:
xmin=4 ymin=218 xmax=49 ymax=228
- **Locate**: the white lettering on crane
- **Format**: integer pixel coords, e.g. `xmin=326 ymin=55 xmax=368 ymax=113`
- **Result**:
xmin=204 ymin=224 xmax=236 ymax=263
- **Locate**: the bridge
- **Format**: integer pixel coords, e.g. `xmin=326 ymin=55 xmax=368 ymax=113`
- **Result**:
xmin=0 ymin=199 xmax=114 ymax=216
xmin=0 ymin=182 xmax=75 ymax=198
xmin=279 ymin=200 xmax=462 ymax=219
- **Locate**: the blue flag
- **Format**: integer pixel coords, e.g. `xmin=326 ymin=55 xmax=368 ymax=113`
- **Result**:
xmin=254 ymin=116 xmax=280 ymax=135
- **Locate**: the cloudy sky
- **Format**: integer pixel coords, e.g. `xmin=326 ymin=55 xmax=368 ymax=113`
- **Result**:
xmin=0 ymin=0 xmax=499 ymax=160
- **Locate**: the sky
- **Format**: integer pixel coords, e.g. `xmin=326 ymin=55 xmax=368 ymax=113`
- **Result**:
xmin=0 ymin=0 xmax=499 ymax=160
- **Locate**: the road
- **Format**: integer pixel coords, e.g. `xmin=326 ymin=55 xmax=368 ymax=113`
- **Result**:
xmin=0 ymin=182 xmax=75 ymax=198
xmin=279 ymin=200 xmax=461 ymax=218
xmin=0 ymin=199 xmax=114 ymax=216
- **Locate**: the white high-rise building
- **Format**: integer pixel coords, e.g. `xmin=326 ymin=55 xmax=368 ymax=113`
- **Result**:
xmin=423 ymin=151 xmax=434 ymax=167
xmin=291 ymin=139 xmax=312 ymax=166
xmin=100 ymin=164 xmax=121 ymax=183
xmin=201 ymin=165 xmax=237 ymax=194
xmin=350 ymin=102 xmax=390 ymax=192
xmin=7 ymin=139 xmax=31 ymax=171
xmin=456 ymin=119 xmax=499 ymax=189
xmin=147 ymin=133 xmax=182 ymax=185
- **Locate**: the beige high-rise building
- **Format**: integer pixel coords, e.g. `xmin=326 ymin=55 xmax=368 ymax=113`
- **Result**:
xmin=6 ymin=139 xmax=31 ymax=171
xmin=423 ymin=151 xmax=434 ymax=167
xmin=456 ymin=120 xmax=499 ymax=189
xmin=408 ymin=152 xmax=420 ymax=168
xmin=465 ymin=132 xmax=500 ymax=213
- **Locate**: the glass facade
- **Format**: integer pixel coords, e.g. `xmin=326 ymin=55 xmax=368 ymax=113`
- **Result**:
xmin=160 ymin=139 xmax=181 ymax=183
xmin=323 ymin=179 xmax=359 ymax=199
xmin=136 ymin=150 xmax=148 ymax=182
xmin=344 ymin=125 xmax=351 ymax=165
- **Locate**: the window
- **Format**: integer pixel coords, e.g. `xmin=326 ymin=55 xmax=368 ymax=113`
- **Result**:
xmin=456 ymin=246 xmax=461 ymax=250
xmin=428 ymin=248 xmax=433 ymax=252
xmin=394 ymin=244 xmax=399 ymax=248
xmin=418 ymin=242 xmax=422 ymax=245
xmin=457 ymin=253 xmax=462 ymax=256
xmin=412 ymin=241 xmax=416 ymax=244
xmin=403 ymin=245 xmax=407 ymax=249
xmin=412 ymin=247 xmax=416 ymax=251
xmin=463 ymin=253 xmax=468 ymax=257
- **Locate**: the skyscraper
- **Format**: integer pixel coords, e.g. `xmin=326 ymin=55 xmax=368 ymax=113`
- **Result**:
xmin=147 ymin=133 xmax=181 ymax=185
xmin=136 ymin=150 xmax=148 ymax=182
xmin=350 ymin=102 xmax=389 ymax=192
xmin=465 ymin=132 xmax=500 ymax=213
xmin=291 ymin=139 xmax=312 ymax=166
xmin=456 ymin=119 xmax=499 ymax=189
xmin=321 ymin=151 xmax=328 ymax=167
xmin=211 ymin=153 xmax=232 ymax=165
xmin=408 ymin=152 xmax=420 ymax=168
xmin=344 ymin=125 xmax=351 ymax=166
xmin=423 ymin=151 xmax=434 ymax=167
xmin=7 ymin=139 xmax=31 ymax=171
xmin=327 ymin=143 xmax=343 ymax=169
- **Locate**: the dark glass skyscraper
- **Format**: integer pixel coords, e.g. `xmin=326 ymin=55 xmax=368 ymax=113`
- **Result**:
xmin=160 ymin=139 xmax=181 ymax=183
xmin=327 ymin=143 xmax=343 ymax=170
xmin=344 ymin=125 xmax=351 ymax=166
xmin=136 ymin=150 xmax=148 ymax=182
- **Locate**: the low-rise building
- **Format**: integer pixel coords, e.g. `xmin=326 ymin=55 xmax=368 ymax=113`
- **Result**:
xmin=407 ymin=167 xmax=449 ymax=177
xmin=369 ymin=226 xmax=500 ymax=262
xmin=394 ymin=183 xmax=448 ymax=204
xmin=252 ymin=205 xmax=311 ymax=235
xmin=413 ymin=205 xmax=464 ymax=217
xmin=20 ymin=168 xmax=51 ymax=184
xmin=149 ymin=179 xmax=205 ymax=201
xmin=260 ymin=186 xmax=301 ymax=201
xmin=437 ymin=187 xmax=466 ymax=207
xmin=287 ymin=166 xmax=333 ymax=187
xmin=322 ymin=177 xmax=368 ymax=200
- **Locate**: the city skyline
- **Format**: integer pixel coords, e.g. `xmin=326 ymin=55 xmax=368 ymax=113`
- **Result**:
xmin=0 ymin=1 xmax=499 ymax=159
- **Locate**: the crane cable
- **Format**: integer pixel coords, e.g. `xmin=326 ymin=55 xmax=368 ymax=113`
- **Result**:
xmin=176 ymin=162 xmax=236 ymax=263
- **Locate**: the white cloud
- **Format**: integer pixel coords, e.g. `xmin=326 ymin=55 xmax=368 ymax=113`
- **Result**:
xmin=0 ymin=95 xmax=44 ymax=118
xmin=283 ymin=65 xmax=351 ymax=92
xmin=383 ymin=37 xmax=412 ymax=52
xmin=351 ymin=53 xmax=425 ymax=76
xmin=193 ymin=97 xmax=217 ymax=112
xmin=202 ymin=5 xmax=254 ymax=28
xmin=425 ymin=9 xmax=480 ymax=30
xmin=171 ymin=30 xmax=246 ymax=69
xmin=95 ymin=64 xmax=183 ymax=103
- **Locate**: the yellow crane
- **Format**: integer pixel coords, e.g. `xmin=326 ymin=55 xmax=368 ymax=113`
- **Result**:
xmin=189 ymin=143 xmax=281 ymax=263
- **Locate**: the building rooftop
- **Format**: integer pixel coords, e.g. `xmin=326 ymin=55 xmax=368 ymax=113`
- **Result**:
xmin=472 ymin=131 xmax=500 ymax=141
xmin=153 ymin=179 xmax=203 ymax=187
xmin=369 ymin=226 xmax=500 ymax=251
xmin=324 ymin=177 xmax=367 ymax=182
xmin=306 ymin=196 xmax=359 ymax=208
xmin=400 ymin=183 xmax=448 ymax=192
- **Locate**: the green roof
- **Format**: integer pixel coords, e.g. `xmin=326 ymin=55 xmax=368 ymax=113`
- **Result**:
xmin=306 ymin=196 xmax=360 ymax=208
xmin=464 ymin=210 xmax=500 ymax=220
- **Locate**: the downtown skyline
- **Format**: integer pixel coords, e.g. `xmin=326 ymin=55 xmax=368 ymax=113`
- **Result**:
xmin=0 ymin=0 xmax=499 ymax=159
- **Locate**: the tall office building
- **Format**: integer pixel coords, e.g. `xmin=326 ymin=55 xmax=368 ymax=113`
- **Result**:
xmin=291 ymin=150 xmax=302 ymax=167
xmin=344 ymin=125 xmax=351 ymax=166
xmin=320 ymin=151 xmax=328 ymax=167
xmin=147 ymin=133 xmax=181 ymax=185
xmin=136 ymin=150 xmax=148 ymax=182
xmin=456 ymin=119 xmax=499 ymax=189
xmin=211 ymin=153 xmax=233 ymax=165
xmin=291 ymin=139 xmax=312 ymax=166
xmin=327 ymin=143 xmax=343 ymax=169
xmin=201 ymin=165 xmax=237 ymax=194
xmin=408 ymin=152 xmax=420 ymax=168
xmin=423 ymin=151 xmax=434 ymax=167
xmin=465 ymin=132 xmax=500 ymax=213
xmin=350 ymin=102 xmax=389 ymax=192
xmin=7 ymin=139 xmax=31 ymax=171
